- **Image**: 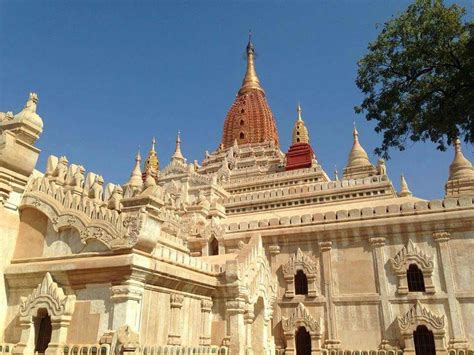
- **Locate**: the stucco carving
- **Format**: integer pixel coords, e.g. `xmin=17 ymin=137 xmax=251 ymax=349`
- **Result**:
xmin=21 ymin=174 xmax=148 ymax=250
xmin=397 ymin=301 xmax=445 ymax=332
xmin=19 ymin=272 xmax=75 ymax=318
xmin=282 ymin=248 xmax=318 ymax=276
xmin=390 ymin=240 xmax=434 ymax=273
xmin=389 ymin=240 xmax=435 ymax=294
xmin=282 ymin=303 xmax=322 ymax=334
xmin=282 ymin=248 xmax=319 ymax=297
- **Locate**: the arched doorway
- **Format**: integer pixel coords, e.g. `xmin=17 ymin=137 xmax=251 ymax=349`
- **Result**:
xmin=209 ymin=237 xmax=219 ymax=256
xmin=414 ymin=325 xmax=436 ymax=355
xmin=296 ymin=326 xmax=311 ymax=355
xmin=34 ymin=309 xmax=52 ymax=354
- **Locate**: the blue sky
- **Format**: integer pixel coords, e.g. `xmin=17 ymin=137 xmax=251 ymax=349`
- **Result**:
xmin=1 ymin=0 xmax=472 ymax=199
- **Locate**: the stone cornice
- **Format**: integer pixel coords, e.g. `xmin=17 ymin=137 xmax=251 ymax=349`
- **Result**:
xmin=223 ymin=197 xmax=474 ymax=238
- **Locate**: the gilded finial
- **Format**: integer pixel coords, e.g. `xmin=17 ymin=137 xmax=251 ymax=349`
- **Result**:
xmin=334 ymin=165 xmax=339 ymax=181
xmin=239 ymin=31 xmax=264 ymax=95
xmin=454 ymin=138 xmax=461 ymax=153
xmin=297 ymin=103 xmax=302 ymax=121
xmin=143 ymin=137 xmax=160 ymax=178
xmin=353 ymin=122 xmax=359 ymax=141
xmin=292 ymin=103 xmax=309 ymax=144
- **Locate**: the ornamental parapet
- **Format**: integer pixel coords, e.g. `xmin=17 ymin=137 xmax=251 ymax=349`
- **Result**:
xmin=224 ymin=174 xmax=396 ymax=214
xmin=224 ymin=196 xmax=474 ymax=234
xmin=21 ymin=155 xmax=159 ymax=252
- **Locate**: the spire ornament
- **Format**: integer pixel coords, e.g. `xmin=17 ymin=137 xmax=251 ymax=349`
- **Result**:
xmin=445 ymin=138 xmax=474 ymax=197
xmin=399 ymin=174 xmax=412 ymax=197
xmin=171 ymin=131 xmax=185 ymax=164
xmin=143 ymin=137 xmax=160 ymax=181
xmin=343 ymin=123 xmax=376 ymax=179
xmin=127 ymin=150 xmax=143 ymax=187
xmin=238 ymin=31 xmax=264 ymax=95
xmin=292 ymin=103 xmax=309 ymax=144
xmin=448 ymin=139 xmax=474 ymax=180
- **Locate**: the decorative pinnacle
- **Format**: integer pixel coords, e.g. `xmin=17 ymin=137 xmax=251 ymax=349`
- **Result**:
xmin=399 ymin=174 xmax=412 ymax=197
xmin=334 ymin=165 xmax=339 ymax=181
xmin=151 ymin=137 xmax=156 ymax=152
xmin=135 ymin=149 xmax=141 ymax=161
xmin=172 ymin=130 xmax=185 ymax=163
xmin=353 ymin=122 xmax=359 ymax=141
xmin=239 ymin=31 xmax=263 ymax=95
xmin=297 ymin=103 xmax=303 ymax=121
xmin=247 ymin=30 xmax=254 ymax=54
xmin=454 ymin=138 xmax=461 ymax=153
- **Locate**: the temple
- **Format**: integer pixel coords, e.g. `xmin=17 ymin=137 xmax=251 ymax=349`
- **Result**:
xmin=0 ymin=37 xmax=473 ymax=355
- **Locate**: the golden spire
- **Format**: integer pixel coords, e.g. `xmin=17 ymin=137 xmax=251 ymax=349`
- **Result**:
xmin=292 ymin=103 xmax=309 ymax=144
xmin=171 ymin=131 xmax=185 ymax=164
xmin=144 ymin=137 xmax=160 ymax=175
xmin=297 ymin=102 xmax=303 ymax=121
xmin=448 ymin=138 xmax=474 ymax=180
xmin=399 ymin=174 xmax=412 ymax=197
xmin=238 ymin=31 xmax=264 ymax=96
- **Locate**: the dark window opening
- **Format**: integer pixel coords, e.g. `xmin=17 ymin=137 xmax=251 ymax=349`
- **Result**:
xmin=295 ymin=270 xmax=308 ymax=295
xmin=34 ymin=309 xmax=52 ymax=354
xmin=414 ymin=325 xmax=436 ymax=355
xmin=239 ymin=132 xmax=245 ymax=140
xmin=297 ymin=138 xmax=300 ymax=142
xmin=296 ymin=326 xmax=311 ymax=355
xmin=297 ymin=131 xmax=300 ymax=135
xmin=209 ymin=237 xmax=219 ymax=256
xmin=407 ymin=264 xmax=425 ymax=292
xmin=241 ymin=109 xmax=245 ymax=114
xmin=240 ymin=119 xmax=244 ymax=126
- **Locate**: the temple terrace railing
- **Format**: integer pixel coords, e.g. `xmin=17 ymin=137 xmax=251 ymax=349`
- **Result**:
xmin=138 ymin=345 xmax=228 ymax=354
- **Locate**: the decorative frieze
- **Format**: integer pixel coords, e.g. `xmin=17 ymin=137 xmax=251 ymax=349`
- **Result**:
xmin=432 ymin=231 xmax=451 ymax=243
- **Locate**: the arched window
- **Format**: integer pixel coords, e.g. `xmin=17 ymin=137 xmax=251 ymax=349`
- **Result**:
xmin=295 ymin=326 xmax=312 ymax=355
xmin=240 ymin=119 xmax=244 ymax=126
xmin=239 ymin=132 xmax=245 ymax=140
xmin=34 ymin=309 xmax=52 ymax=354
xmin=209 ymin=237 xmax=219 ymax=256
xmin=297 ymin=138 xmax=300 ymax=143
xmin=295 ymin=270 xmax=308 ymax=295
xmin=413 ymin=325 xmax=436 ymax=355
xmin=407 ymin=264 xmax=425 ymax=292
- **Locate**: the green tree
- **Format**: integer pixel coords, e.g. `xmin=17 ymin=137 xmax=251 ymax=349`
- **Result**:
xmin=355 ymin=0 xmax=473 ymax=158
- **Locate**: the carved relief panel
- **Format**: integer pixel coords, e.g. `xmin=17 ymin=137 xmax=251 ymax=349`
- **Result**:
xmin=282 ymin=248 xmax=319 ymax=298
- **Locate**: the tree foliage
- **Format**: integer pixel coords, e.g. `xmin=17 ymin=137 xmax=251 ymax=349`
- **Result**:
xmin=355 ymin=0 xmax=474 ymax=158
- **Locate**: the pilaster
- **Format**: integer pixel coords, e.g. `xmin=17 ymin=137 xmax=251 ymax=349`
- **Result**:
xmin=167 ymin=293 xmax=184 ymax=345
xmin=319 ymin=241 xmax=340 ymax=349
xmin=110 ymin=280 xmax=144 ymax=332
xmin=226 ymin=298 xmax=246 ymax=355
xmin=432 ymin=232 xmax=468 ymax=349
xmin=199 ymin=299 xmax=213 ymax=346
xmin=369 ymin=237 xmax=392 ymax=343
